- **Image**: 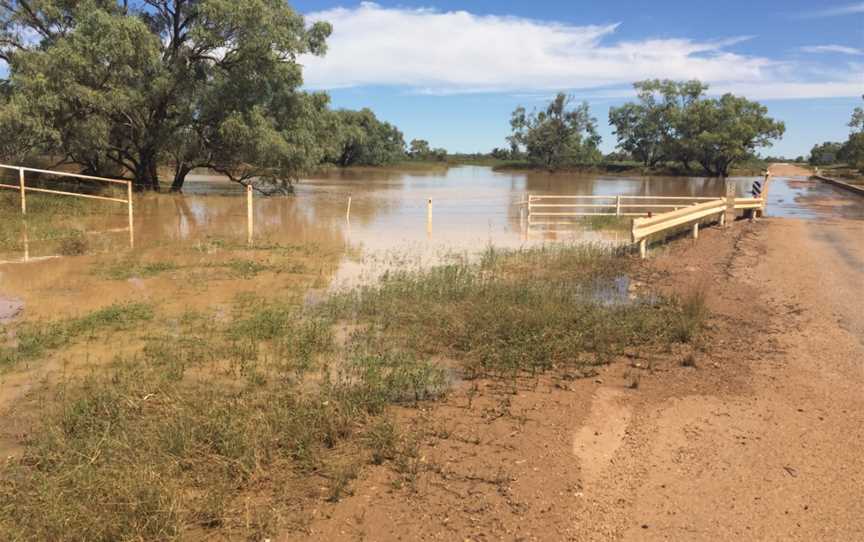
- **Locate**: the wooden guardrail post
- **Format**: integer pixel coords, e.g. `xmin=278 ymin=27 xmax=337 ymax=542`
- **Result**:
xmin=724 ymin=179 xmax=736 ymax=226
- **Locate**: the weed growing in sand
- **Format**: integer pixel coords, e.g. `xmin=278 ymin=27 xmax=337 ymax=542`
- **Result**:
xmin=670 ymin=289 xmax=709 ymax=343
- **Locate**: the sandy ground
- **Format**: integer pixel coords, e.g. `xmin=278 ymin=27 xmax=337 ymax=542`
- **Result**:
xmin=293 ymin=181 xmax=864 ymax=540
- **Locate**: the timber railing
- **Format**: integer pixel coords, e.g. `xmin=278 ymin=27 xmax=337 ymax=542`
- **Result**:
xmin=526 ymin=174 xmax=774 ymax=258
xmin=630 ymin=199 xmax=726 ymax=258
xmin=526 ymin=194 xmax=718 ymax=224
xmin=0 ymin=164 xmax=135 ymax=247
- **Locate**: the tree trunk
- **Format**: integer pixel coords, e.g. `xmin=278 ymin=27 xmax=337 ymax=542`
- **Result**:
xmin=134 ymin=150 xmax=161 ymax=191
xmin=170 ymin=163 xmax=193 ymax=193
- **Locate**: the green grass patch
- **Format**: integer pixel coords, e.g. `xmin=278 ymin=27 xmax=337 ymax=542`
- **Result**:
xmin=101 ymin=260 xmax=180 ymax=280
xmin=324 ymin=244 xmax=691 ymax=379
xmin=0 ymin=302 xmax=153 ymax=369
xmin=0 ymin=300 xmax=443 ymax=539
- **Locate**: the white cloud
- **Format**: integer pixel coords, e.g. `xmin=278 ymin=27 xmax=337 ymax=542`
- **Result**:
xmin=795 ymin=2 xmax=864 ymax=18
xmin=301 ymin=3 xmax=863 ymax=100
xmin=800 ymin=44 xmax=864 ymax=55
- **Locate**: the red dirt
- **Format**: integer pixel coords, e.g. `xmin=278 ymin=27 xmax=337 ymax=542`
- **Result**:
xmin=287 ymin=211 xmax=864 ymax=540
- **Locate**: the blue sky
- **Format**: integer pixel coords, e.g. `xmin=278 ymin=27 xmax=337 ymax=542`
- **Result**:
xmin=293 ymin=1 xmax=864 ymax=157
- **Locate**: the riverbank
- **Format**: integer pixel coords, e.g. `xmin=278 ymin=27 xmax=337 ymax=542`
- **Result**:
xmin=491 ymin=160 xmax=770 ymax=177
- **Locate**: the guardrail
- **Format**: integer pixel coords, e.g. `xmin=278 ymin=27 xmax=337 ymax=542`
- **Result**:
xmin=526 ymin=195 xmax=718 ymax=223
xmin=631 ymin=199 xmax=726 ymax=258
xmin=0 ymin=164 xmax=134 ymax=248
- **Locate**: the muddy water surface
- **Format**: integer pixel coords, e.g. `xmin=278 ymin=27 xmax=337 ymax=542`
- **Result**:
xmin=0 ymin=165 xmax=768 ymax=320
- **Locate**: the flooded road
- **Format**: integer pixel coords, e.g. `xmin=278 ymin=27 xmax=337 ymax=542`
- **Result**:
xmin=2 ymin=165 xmax=860 ymax=293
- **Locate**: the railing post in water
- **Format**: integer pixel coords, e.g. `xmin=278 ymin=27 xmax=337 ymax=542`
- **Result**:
xmin=616 ymin=195 xmax=621 ymax=217
xmin=18 ymin=167 xmax=26 ymax=215
xmin=426 ymin=198 xmax=432 ymax=236
xmin=724 ymin=178 xmax=736 ymax=226
xmin=127 ymin=181 xmax=134 ymax=248
xmin=346 ymin=196 xmax=352 ymax=222
xmin=246 ymin=183 xmax=253 ymax=246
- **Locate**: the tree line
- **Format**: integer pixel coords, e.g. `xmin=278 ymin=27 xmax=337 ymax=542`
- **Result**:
xmin=0 ymin=1 xmax=426 ymax=193
xmin=807 ymin=96 xmax=863 ymax=170
xmin=505 ymin=80 xmax=787 ymax=177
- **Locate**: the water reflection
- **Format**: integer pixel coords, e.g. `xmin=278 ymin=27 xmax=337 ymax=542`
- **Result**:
xmin=3 ymin=165 xmax=766 ymax=276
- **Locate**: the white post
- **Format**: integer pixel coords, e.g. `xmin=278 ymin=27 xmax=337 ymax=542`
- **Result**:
xmin=616 ymin=195 xmax=621 ymax=217
xmin=346 ymin=196 xmax=352 ymax=221
xmin=692 ymin=222 xmax=699 ymax=239
xmin=639 ymin=238 xmax=647 ymax=259
xmin=127 ymin=181 xmax=134 ymax=248
xmin=246 ymin=183 xmax=253 ymax=246
xmin=19 ymin=167 xmax=26 ymax=215
xmin=426 ymin=198 xmax=432 ymax=236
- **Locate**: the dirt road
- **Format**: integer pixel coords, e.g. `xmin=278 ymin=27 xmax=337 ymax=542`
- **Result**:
xmin=296 ymin=174 xmax=864 ymax=540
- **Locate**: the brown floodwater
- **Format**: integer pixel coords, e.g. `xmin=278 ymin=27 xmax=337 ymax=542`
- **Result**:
xmin=5 ymin=165 xmax=856 ymax=293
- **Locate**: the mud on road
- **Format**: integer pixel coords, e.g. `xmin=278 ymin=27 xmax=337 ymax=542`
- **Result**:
xmin=296 ymin=199 xmax=864 ymax=540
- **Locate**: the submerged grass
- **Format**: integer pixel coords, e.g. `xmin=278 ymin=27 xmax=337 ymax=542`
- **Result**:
xmin=0 ymin=302 xmax=153 ymax=369
xmin=325 ymin=244 xmax=685 ymax=379
xmin=0 ymin=243 xmax=710 ymax=539
xmin=0 ymin=192 xmax=107 ymax=252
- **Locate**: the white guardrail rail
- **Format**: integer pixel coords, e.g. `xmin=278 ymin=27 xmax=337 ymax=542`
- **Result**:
xmin=630 ymin=199 xmax=727 ymax=258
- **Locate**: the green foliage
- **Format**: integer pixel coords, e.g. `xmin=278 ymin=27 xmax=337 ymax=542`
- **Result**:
xmin=327 ymin=108 xmax=406 ymax=167
xmin=409 ymin=139 xmax=447 ymax=162
xmin=838 ymin=96 xmax=864 ymax=171
xmin=508 ymin=93 xmax=602 ymax=169
xmin=0 ymin=1 xmax=332 ymax=191
xmin=809 ymin=141 xmax=844 ymax=166
xmin=608 ymin=80 xmax=785 ymax=177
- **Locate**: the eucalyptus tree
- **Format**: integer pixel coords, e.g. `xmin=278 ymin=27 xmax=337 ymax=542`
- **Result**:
xmin=808 ymin=141 xmax=844 ymax=166
xmin=839 ymin=95 xmax=864 ymax=170
xmin=609 ymin=79 xmax=784 ymax=176
xmin=508 ymin=93 xmax=601 ymax=169
xmin=328 ymin=108 xmax=405 ymax=167
xmin=0 ymin=0 xmax=331 ymax=191
xmin=682 ymin=93 xmax=784 ymax=177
